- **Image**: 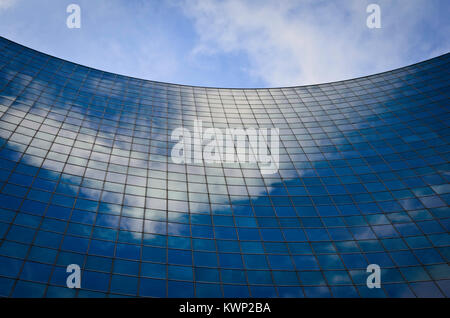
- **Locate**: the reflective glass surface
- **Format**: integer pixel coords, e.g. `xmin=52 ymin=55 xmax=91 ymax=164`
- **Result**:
xmin=0 ymin=36 xmax=449 ymax=298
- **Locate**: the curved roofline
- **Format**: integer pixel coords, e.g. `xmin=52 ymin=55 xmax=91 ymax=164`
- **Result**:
xmin=1 ymin=36 xmax=449 ymax=90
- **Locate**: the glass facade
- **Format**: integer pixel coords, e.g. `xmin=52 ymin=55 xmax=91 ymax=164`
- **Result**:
xmin=0 ymin=36 xmax=449 ymax=298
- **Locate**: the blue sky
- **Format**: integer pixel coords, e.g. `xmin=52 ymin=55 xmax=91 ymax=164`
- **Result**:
xmin=0 ymin=0 xmax=449 ymax=88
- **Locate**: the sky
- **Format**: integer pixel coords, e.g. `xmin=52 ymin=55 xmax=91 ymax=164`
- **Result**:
xmin=0 ymin=0 xmax=449 ymax=88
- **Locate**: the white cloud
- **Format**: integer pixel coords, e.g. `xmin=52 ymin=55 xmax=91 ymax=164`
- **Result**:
xmin=179 ymin=0 xmax=450 ymax=86
xmin=0 ymin=0 xmax=18 ymax=10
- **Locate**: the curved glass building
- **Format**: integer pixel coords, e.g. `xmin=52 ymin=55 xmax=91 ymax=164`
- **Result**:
xmin=0 ymin=36 xmax=449 ymax=298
